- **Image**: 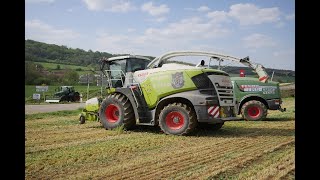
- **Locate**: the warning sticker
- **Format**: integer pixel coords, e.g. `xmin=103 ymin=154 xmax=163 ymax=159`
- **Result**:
xmin=239 ymin=85 xmax=276 ymax=94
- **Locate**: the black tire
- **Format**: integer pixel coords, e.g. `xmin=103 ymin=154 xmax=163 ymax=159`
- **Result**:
xmin=79 ymin=115 xmax=86 ymax=124
xmin=159 ymin=103 xmax=197 ymax=135
xmin=99 ymin=93 xmax=135 ymax=130
xmin=198 ymin=122 xmax=224 ymax=131
xmin=241 ymin=100 xmax=268 ymax=121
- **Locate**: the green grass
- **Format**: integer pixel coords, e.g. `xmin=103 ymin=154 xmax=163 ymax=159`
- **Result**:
xmin=25 ymin=97 xmax=295 ymax=179
xmin=25 ymin=109 xmax=82 ymax=120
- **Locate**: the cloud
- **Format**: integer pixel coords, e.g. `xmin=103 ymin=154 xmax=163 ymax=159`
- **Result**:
xmin=145 ymin=17 xmax=230 ymax=39
xmin=229 ymin=3 xmax=281 ymax=25
xmin=273 ymin=49 xmax=295 ymax=57
xmin=25 ymin=20 xmax=80 ymax=44
xmin=243 ymin=33 xmax=276 ymax=49
xmin=154 ymin=17 xmax=166 ymax=22
xmin=272 ymin=49 xmax=295 ymax=70
xmin=285 ymin=13 xmax=295 ymax=20
xmin=207 ymin=11 xmax=230 ymax=23
xmin=95 ymin=16 xmax=230 ymax=55
xmin=83 ymin=0 xmax=135 ymax=12
xmin=26 ymin=0 xmax=54 ymax=3
xmin=141 ymin=2 xmax=169 ymax=16
xmin=197 ymin=6 xmax=210 ymax=12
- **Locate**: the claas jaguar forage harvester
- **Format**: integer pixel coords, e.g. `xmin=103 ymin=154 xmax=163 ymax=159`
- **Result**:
xmin=84 ymin=51 xmax=243 ymax=136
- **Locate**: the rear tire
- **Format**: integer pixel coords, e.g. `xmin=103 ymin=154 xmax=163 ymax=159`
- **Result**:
xmin=99 ymin=93 xmax=135 ymax=130
xmin=241 ymin=100 xmax=267 ymax=121
xmin=159 ymin=103 xmax=197 ymax=135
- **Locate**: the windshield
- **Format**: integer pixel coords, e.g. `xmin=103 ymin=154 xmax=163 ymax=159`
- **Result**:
xmin=127 ymin=58 xmax=149 ymax=72
xmin=109 ymin=60 xmax=126 ymax=79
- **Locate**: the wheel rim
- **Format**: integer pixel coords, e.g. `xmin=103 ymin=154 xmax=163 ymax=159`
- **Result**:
xmin=165 ymin=111 xmax=184 ymax=130
xmin=248 ymin=106 xmax=260 ymax=118
xmin=105 ymin=104 xmax=119 ymax=123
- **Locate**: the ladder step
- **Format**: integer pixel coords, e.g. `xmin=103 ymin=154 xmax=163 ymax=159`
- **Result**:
xmin=136 ymin=122 xmax=155 ymax=126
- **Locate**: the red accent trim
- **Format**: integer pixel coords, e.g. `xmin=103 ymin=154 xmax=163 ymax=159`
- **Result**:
xmin=129 ymin=85 xmax=137 ymax=90
xmin=165 ymin=111 xmax=184 ymax=130
xmin=259 ymin=76 xmax=268 ymax=81
xmin=105 ymin=104 xmax=119 ymax=123
xmin=247 ymin=106 xmax=260 ymax=118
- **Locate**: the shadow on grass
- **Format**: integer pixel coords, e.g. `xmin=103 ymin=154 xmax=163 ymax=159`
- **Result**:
xmin=227 ymin=116 xmax=294 ymax=122
xmin=130 ymin=125 xmax=163 ymax=134
xmin=85 ymin=120 xmax=294 ymax=137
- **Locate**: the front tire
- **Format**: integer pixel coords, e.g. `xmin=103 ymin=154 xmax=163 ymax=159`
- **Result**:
xmin=241 ymin=100 xmax=267 ymax=121
xmin=99 ymin=93 xmax=135 ymax=130
xmin=159 ymin=103 xmax=197 ymax=135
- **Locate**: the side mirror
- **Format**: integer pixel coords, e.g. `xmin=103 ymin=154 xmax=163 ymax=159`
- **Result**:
xmin=200 ymin=60 xmax=205 ymax=66
xmin=196 ymin=60 xmax=205 ymax=67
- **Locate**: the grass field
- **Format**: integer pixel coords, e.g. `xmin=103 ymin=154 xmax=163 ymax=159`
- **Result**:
xmin=25 ymin=97 xmax=295 ymax=179
xmin=33 ymin=61 xmax=91 ymax=71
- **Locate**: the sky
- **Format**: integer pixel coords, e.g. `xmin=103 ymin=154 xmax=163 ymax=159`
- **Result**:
xmin=25 ymin=0 xmax=295 ymax=70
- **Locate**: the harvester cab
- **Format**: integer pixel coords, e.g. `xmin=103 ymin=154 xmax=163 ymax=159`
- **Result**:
xmin=100 ymin=56 xmax=151 ymax=88
xmin=79 ymin=56 xmax=151 ymax=124
xmin=95 ymin=51 xmax=241 ymax=135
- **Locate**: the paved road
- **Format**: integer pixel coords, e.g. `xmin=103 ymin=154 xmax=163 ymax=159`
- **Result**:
xmin=25 ymin=103 xmax=86 ymax=114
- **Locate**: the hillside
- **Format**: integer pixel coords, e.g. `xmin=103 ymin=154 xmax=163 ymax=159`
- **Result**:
xmin=25 ymin=39 xmax=154 ymax=66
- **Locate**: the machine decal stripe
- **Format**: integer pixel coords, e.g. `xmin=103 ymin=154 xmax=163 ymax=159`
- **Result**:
xmin=209 ymin=106 xmax=217 ymax=114
xmin=211 ymin=106 xmax=219 ymax=115
xmin=259 ymin=76 xmax=268 ymax=81
xmin=208 ymin=106 xmax=220 ymax=118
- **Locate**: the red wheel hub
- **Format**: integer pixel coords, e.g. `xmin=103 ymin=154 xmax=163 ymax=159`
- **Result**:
xmin=248 ymin=106 xmax=260 ymax=118
xmin=165 ymin=111 xmax=184 ymax=130
xmin=105 ymin=104 xmax=119 ymax=123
